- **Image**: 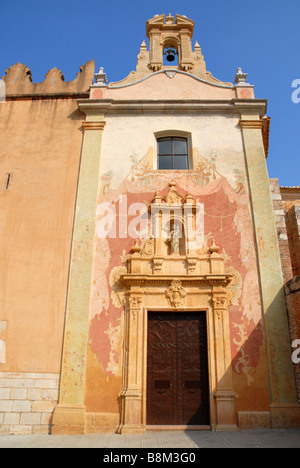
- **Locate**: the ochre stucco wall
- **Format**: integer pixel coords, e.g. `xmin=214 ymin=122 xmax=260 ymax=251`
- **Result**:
xmin=0 ymin=98 xmax=84 ymax=373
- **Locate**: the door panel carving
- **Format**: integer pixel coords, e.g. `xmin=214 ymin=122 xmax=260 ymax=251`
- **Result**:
xmin=147 ymin=312 xmax=210 ymax=426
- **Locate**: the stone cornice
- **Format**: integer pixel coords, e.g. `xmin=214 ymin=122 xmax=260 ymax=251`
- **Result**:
xmin=77 ymin=98 xmax=268 ymax=117
xmin=232 ymin=99 xmax=267 ymax=118
xmin=122 ymin=274 xmax=233 ymax=287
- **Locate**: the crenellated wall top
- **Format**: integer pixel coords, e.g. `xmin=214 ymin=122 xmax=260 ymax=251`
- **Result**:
xmin=2 ymin=60 xmax=95 ymax=97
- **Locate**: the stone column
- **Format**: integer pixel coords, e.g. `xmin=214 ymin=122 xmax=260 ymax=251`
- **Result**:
xmin=149 ymin=32 xmax=162 ymax=71
xmin=237 ymin=106 xmax=299 ymax=424
xmin=52 ymin=117 xmax=106 ymax=434
xmin=118 ymin=291 xmax=145 ymax=434
xmin=179 ymin=32 xmax=194 ymax=71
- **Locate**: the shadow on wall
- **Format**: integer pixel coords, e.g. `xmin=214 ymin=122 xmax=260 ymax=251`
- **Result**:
xmin=181 ymin=286 xmax=300 ymax=431
xmin=227 ymin=287 xmax=299 ymax=430
xmin=285 ymin=276 xmax=300 ymax=404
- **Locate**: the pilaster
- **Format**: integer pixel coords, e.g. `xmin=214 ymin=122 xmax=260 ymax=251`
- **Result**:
xmin=52 ymin=114 xmax=106 ymax=435
xmin=237 ymin=103 xmax=298 ymax=413
xmin=118 ymin=292 xmax=146 ymax=434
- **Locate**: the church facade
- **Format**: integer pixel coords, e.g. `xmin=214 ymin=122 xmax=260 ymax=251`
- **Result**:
xmin=0 ymin=14 xmax=299 ymax=435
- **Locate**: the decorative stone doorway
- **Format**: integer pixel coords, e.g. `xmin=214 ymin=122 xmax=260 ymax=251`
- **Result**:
xmin=117 ymin=182 xmax=238 ymax=433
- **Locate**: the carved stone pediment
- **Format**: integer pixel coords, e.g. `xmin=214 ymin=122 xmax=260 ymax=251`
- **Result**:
xmin=163 ymin=180 xmax=184 ymax=205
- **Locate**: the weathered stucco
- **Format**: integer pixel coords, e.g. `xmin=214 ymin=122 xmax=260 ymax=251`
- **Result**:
xmin=84 ymin=108 xmax=271 ymax=420
xmin=0 ymin=98 xmax=85 ymax=373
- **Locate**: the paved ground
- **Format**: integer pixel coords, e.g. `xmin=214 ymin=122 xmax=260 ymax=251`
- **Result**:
xmin=0 ymin=429 xmax=299 ymax=448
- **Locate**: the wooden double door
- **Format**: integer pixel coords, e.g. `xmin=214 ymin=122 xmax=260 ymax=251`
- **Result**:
xmin=147 ymin=312 xmax=210 ymax=426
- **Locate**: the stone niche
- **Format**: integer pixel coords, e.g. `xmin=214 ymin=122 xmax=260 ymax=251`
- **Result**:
xmin=117 ymin=181 xmax=238 ymax=433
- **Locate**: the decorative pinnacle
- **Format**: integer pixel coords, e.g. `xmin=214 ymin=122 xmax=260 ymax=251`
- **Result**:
xmin=94 ymin=67 xmax=107 ymax=85
xmin=234 ymin=67 xmax=248 ymax=85
xmin=166 ymin=13 xmax=174 ymax=24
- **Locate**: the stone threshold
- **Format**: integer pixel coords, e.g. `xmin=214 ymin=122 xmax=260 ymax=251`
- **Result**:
xmin=146 ymin=425 xmax=211 ymax=431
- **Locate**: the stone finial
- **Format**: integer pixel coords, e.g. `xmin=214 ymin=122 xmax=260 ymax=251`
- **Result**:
xmin=131 ymin=240 xmax=141 ymax=254
xmin=94 ymin=67 xmax=108 ymax=85
xmin=0 ymin=79 xmax=5 ymax=102
xmin=137 ymin=41 xmax=148 ymax=62
xmin=234 ymin=67 xmax=248 ymax=85
xmin=185 ymin=193 xmax=195 ymax=204
xmin=166 ymin=13 xmax=174 ymax=24
xmin=194 ymin=41 xmax=204 ymax=61
xmin=209 ymin=239 xmax=220 ymax=254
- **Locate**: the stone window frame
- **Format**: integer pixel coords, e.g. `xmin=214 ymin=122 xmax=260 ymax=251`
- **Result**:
xmin=154 ymin=130 xmax=193 ymax=170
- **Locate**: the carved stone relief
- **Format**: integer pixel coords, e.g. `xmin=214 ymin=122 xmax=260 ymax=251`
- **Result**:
xmin=165 ymin=280 xmax=187 ymax=308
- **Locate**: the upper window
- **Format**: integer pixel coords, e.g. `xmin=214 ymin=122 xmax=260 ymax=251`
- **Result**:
xmin=158 ymin=137 xmax=189 ymax=170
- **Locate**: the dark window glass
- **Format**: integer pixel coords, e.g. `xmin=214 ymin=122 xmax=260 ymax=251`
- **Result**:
xmin=173 ymin=139 xmax=187 ymax=155
xmin=174 ymin=155 xmax=188 ymax=170
xmin=158 ymin=139 xmax=172 ymax=155
xmin=158 ymin=137 xmax=189 ymax=170
xmin=159 ymin=156 xmax=173 ymax=170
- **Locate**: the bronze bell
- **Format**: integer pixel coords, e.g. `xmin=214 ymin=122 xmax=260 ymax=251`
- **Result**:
xmin=165 ymin=47 xmax=176 ymax=62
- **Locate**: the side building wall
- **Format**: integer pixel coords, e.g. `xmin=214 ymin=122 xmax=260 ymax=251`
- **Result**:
xmin=0 ymin=95 xmax=85 ymax=434
xmin=269 ymin=179 xmax=293 ymax=283
xmin=281 ymin=186 xmax=300 ymax=403
xmin=285 ymin=278 xmax=300 ymax=404
xmin=270 ymin=179 xmax=300 ymax=404
xmin=0 ymin=59 xmax=94 ymax=433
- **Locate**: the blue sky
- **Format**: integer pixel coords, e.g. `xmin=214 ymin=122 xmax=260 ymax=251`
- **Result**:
xmin=1 ymin=0 xmax=299 ymax=187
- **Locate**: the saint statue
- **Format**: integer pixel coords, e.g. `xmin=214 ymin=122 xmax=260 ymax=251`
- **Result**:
xmin=170 ymin=226 xmax=180 ymax=254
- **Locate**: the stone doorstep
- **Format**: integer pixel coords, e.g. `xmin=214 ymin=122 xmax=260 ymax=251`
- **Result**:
xmin=146 ymin=425 xmax=211 ymax=431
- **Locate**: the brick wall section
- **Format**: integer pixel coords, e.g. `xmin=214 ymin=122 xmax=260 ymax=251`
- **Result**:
xmin=285 ymin=205 xmax=300 ymax=277
xmin=269 ymin=179 xmax=293 ymax=282
xmin=285 ymin=277 xmax=300 ymax=403
xmin=0 ymin=372 xmax=59 ymax=435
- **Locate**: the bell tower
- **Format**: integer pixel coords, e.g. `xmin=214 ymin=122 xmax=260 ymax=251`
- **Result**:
xmin=146 ymin=13 xmax=198 ymax=73
xmin=110 ymin=13 xmax=231 ymax=87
